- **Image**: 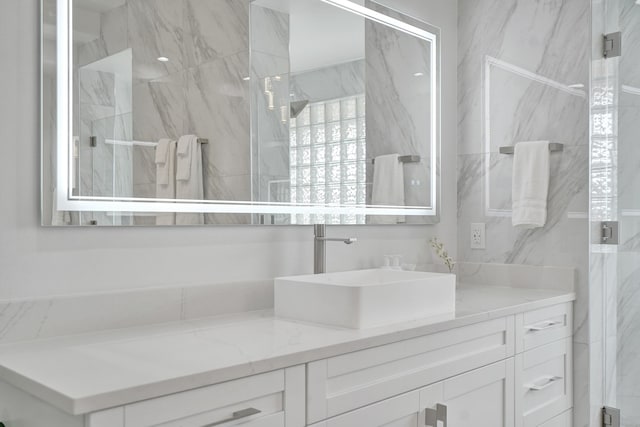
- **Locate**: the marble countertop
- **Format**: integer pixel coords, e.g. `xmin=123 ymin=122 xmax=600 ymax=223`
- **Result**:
xmin=0 ymin=285 xmax=575 ymax=416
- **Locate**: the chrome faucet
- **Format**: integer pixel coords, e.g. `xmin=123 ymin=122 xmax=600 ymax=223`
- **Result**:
xmin=313 ymin=224 xmax=357 ymax=274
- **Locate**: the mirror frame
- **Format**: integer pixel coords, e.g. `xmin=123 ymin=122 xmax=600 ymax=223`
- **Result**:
xmin=49 ymin=0 xmax=441 ymax=222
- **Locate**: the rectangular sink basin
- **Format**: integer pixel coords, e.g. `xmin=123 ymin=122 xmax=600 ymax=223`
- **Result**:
xmin=274 ymin=269 xmax=456 ymax=329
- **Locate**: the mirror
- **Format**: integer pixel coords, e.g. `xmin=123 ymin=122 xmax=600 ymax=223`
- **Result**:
xmin=42 ymin=0 xmax=440 ymax=226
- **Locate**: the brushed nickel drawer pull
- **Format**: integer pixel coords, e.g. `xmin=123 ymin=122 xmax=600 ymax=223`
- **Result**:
xmin=527 ymin=375 xmax=563 ymax=391
xmin=202 ymin=408 xmax=261 ymax=427
xmin=425 ymin=404 xmax=447 ymax=426
xmin=525 ymin=320 xmax=561 ymax=332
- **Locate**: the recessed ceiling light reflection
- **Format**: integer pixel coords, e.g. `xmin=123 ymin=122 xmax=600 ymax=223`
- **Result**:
xmin=413 ymin=72 xmax=425 ymax=77
xmin=157 ymin=57 xmax=169 ymax=62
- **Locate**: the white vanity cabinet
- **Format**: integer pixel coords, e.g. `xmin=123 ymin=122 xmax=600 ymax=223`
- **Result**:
xmin=87 ymin=366 xmax=306 ymax=427
xmin=307 ymin=302 xmax=573 ymax=427
xmin=308 ymin=358 xmax=514 ymax=427
xmin=0 ymin=301 xmax=574 ymax=427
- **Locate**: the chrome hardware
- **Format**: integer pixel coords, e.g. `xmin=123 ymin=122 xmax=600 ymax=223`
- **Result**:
xmin=499 ymin=142 xmax=564 ymax=155
xmin=313 ymin=224 xmax=357 ymax=274
xmin=202 ymin=408 xmax=261 ymax=427
xmin=603 ymin=406 xmax=620 ymax=426
xmin=525 ymin=320 xmax=561 ymax=332
xmin=370 ymin=155 xmax=421 ymax=164
xmin=604 ymin=32 xmax=622 ymax=58
xmin=601 ymin=221 xmax=619 ymax=245
xmin=425 ymin=404 xmax=447 ymax=427
xmin=526 ymin=375 xmax=562 ymax=391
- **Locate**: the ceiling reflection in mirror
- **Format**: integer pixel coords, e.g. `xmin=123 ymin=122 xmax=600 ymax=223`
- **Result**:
xmin=42 ymin=0 xmax=440 ymax=226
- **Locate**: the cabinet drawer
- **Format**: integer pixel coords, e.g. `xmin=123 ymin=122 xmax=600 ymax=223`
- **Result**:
xmin=92 ymin=366 xmax=305 ymax=427
xmin=538 ymin=409 xmax=572 ymax=427
xmin=515 ymin=338 xmax=572 ymax=427
xmin=307 ymin=389 xmax=421 ymax=427
xmin=515 ymin=303 xmax=572 ymax=353
xmin=307 ymin=317 xmax=515 ymax=424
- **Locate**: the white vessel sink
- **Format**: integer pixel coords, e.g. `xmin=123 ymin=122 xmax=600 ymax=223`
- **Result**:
xmin=274 ymin=269 xmax=456 ymax=329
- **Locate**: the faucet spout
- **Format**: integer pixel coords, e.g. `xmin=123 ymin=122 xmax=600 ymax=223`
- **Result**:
xmin=313 ymin=224 xmax=356 ymax=274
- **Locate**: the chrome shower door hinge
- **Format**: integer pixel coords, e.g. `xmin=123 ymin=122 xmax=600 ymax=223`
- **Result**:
xmin=603 ymin=406 xmax=620 ymax=427
xmin=601 ymin=221 xmax=619 ymax=245
xmin=604 ymin=32 xmax=622 ymax=58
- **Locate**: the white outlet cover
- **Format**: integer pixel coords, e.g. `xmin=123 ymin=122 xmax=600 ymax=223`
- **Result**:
xmin=470 ymin=223 xmax=486 ymax=249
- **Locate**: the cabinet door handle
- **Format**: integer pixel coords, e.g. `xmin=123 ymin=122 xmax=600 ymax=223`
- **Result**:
xmin=525 ymin=320 xmax=561 ymax=332
xmin=202 ymin=408 xmax=261 ymax=427
xmin=526 ymin=375 xmax=563 ymax=391
xmin=425 ymin=404 xmax=447 ymax=426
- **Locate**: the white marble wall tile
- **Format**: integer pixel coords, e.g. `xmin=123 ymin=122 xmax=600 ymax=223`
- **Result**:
xmin=185 ymin=52 xmax=251 ymax=177
xmin=456 ymin=262 xmax=575 ymax=291
xmin=250 ymin=4 xmax=289 ymax=59
xmin=0 ymin=281 xmax=274 ymax=344
xmin=79 ymin=70 xmax=116 ymax=108
xmin=101 ymin=5 xmax=129 ymax=57
xmin=183 ymin=0 xmax=250 ymax=68
xmin=290 ymin=60 xmax=365 ymax=103
xmin=132 ymin=71 xmax=186 ymax=141
xmin=458 ymin=0 xmax=589 ymax=155
xmin=128 ymin=0 xmax=185 ymax=84
xmin=365 ymin=17 xmax=432 ymax=211
xmin=182 ymin=280 xmax=272 ymax=319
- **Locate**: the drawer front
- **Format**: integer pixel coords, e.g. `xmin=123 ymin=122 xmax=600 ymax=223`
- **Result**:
xmin=515 ymin=338 xmax=572 ymax=427
xmin=516 ymin=303 xmax=572 ymax=353
xmin=307 ymin=390 xmax=420 ymax=427
xmin=538 ymin=409 xmax=572 ymax=427
xmin=307 ymin=317 xmax=515 ymax=424
xmin=118 ymin=366 xmax=304 ymax=427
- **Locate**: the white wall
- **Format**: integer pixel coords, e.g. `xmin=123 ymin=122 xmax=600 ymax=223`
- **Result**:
xmin=0 ymin=0 xmax=457 ymax=300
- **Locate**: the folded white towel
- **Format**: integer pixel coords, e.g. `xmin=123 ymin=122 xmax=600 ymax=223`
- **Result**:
xmin=370 ymin=154 xmax=405 ymax=225
xmin=155 ymin=140 xmax=177 ymax=225
xmin=512 ymin=141 xmax=550 ymax=228
xmin=176 ymin=135 xmax=204 ymax=225
xmin=155 ymin=139 xmax=173 ymax=186
xmin=176 ymin=136 xmax=194 ymax=181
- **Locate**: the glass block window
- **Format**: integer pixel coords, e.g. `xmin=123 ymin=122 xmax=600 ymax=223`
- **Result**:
xmin=289 ymin=95 xmax=366 ymax=224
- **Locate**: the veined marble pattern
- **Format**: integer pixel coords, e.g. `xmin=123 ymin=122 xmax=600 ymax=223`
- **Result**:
xmin=290 ymin=60 xmax=365 ymax=103
xmin=0 ymin=280 xmax=273 ymax=344
xmin=365 ymin=17 xmax=433 ymax=209
xmin=128 ymin=0 xmax=185 ymax=84
xmin=458 ymin=0 xmax=589 ymax=156
xmin=184 ymin=0 xmax=250 ymax=68
xmin=186 ymin=52 xmax=251 ymax=177
xmin=457 ymin=1 xmax=589 ymax=423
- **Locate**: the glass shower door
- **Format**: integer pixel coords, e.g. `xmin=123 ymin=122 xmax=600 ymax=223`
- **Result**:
xmin=592 ymin=1 xmax=640 ymax=425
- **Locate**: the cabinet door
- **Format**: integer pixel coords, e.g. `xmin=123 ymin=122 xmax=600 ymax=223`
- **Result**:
xmin=421 ymin=359 xmax=515 ymax=427
xmin=309 ymin=389 xmax=421 ymax=427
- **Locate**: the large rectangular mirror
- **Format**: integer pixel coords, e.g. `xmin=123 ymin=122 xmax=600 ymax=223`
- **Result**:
xmin=42 ymin=0 xmax=440 ymax=226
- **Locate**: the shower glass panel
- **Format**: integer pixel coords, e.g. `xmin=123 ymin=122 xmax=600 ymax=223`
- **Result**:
xmin=592 ymin=0 xmax=640 ymax=425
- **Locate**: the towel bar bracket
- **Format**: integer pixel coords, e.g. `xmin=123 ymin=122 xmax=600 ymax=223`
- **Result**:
xmin=499 ymin=143 xmax=564 ymax=155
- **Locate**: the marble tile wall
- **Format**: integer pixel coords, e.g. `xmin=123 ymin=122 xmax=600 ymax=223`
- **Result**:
xmin=0 ymin=280 xmax=273 ymax=344
xmin=457 ymin=0 xmax=590 ymax=424
xmin=365 ymin=10 xmax=432 ymax=218
xmin=75 ymin=0 xmax=256 ymax=225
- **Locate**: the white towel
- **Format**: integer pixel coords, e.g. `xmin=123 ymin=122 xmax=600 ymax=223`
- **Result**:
xmin=370 ymin=154 xmax=405 ymax=225
xmin=512 ymin=141 xmax=550 ymax=228
xmin=155 ymin=140 xmax=177 ymax=225
xmin=155 ymin=139 xmax=173 ymax=185
xmin=176 ymin=135 xmax=204 ymax=225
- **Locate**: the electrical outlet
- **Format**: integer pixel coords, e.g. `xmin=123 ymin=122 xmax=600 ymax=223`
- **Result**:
xmin=470 ymin=223 xmax=486 ymax=249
